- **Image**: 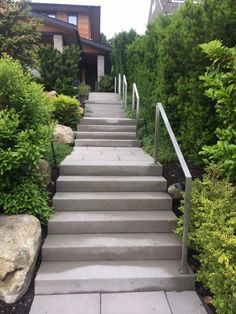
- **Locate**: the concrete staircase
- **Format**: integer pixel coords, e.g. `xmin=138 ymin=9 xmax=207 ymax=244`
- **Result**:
xmin=35 ymin=92 xmax=194 ymax=295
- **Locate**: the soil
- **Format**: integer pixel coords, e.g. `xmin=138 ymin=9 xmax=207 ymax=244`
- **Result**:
xmin=0 ymin=162 xmax=215 ymax=314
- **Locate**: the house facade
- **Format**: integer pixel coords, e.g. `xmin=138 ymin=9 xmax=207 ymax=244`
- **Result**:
xmin=148 ymin=0 xmax=185 ymax=23
xmin=31 ymin=3 xmax=112 ymax=91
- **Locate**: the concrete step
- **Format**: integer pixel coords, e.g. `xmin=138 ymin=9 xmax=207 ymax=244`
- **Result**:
xmin=48 ymin=211 xmax=176 ymax=234
xmin=76 ymin=132 xmax=137 ymax=140
xmin=42 ymin=233 xmax=181 ymax=261
xmin=57 ymin=176 xmax=167 ymax=192
xmin=75 ymin=139 xmax=140 ymax=147
xmin=80 ymin=118 xmax=136 ymax=126
xmin=53 ymin=192 xmax=172 ymax=211
xmin=77 ymin=125 xmax=136 ymax=132
xmin=35 ymin=260 xmax=195 ymax=295
xmin=60 ymin=161 xmax=162 ymax=176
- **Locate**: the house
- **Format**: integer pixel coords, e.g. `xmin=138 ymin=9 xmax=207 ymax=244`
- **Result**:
xmin=148 ymin=0 xmax=185 ymax=23
xmin=31 ymin=2 xmax=112 ymax=91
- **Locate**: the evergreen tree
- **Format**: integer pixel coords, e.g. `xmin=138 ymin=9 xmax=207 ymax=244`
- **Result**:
xmin=0 ymin=0 xmax=41 ymax=67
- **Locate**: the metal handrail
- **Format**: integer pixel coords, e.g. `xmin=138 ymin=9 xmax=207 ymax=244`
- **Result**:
xmin=154 ymin=102 xmax=192 ymax=274
xmin=132 ymin=83 xmax=140 ymax=138
xmin=122 ymin=74 xmax=128 ymax=109
xmin=114 ymin=76 xmax=117 ymax=94
xmin=118 ymin=73 xmax=121 ymax=98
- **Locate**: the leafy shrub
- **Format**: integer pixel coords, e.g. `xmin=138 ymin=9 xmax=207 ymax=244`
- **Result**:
xmin=39 ymin=45 xmax=81 ymax=96
xmin=51 ymin=95 xmax=81 ymax=129
xmin=78 ymin=83 xmax=91 ymax=103
xmin=98 ymin=74 xmax=114 ymax=92
xmin=45 ymin=143 xmax=73 ymax=166
xmin=0 ymin=178 xmax=52 ymax=225
xmin=199 ymin=41 xmax=236 ymax=179
xmin=0 ymin=55 xmax=53 ymax=223
xmin=176 ymin=168 xmax=236 ymax=314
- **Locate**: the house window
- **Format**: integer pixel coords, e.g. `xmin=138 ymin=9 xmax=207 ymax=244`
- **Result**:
xmin=68 ymin=15 xmax=78 ymax=25
xmin=47 ymin=13 xmax=56 ymax=18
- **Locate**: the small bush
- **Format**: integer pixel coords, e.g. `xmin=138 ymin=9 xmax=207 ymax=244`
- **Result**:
xmin=0 ymin=178 xmax=53 ymax=225
xmin=176 ymin=167 xmax=236 ymax=314
xmin=45 ymin=143 xmax=73 ymax=166
xmin=78 ymin=83 xmax=90 ymax=103
xmin=51 ymin=95 xmax=81 ymax=129
xmin=98 ymin=74 xmax=114 ymax=92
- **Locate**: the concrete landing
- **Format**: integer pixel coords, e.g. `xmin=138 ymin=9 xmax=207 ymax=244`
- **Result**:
xmin=30 ymin=291 xmax=207 ymax=314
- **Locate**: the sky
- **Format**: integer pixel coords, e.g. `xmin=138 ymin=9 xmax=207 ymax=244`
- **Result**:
xmin=31 ymin=0 xmax=151 ymax=39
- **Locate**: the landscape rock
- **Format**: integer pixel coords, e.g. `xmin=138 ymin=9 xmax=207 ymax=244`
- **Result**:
xmin=47 ymin=90 xmax=57 ymax=98
xmin=39 ymin=159 xmax=52 ymax=185
xmin=79 ymin=106 xmax=84 ymax=115
xmin=168 ymin=182 xmax=185 ymax=200
xmin=0 ymin=215 xmax=41 ymax=303
xmin=53 ymin=124 xmax=74 ymax=145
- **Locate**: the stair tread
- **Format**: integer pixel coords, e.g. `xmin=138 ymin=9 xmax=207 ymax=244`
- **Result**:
xmin=57 ymin=176 xmax=166 ymax=182
xmin=49 ymin=210 xmax=175 ymax=222
xmin=36 ymin=260 xmax=193 ymax=281
xmin=53 ymin=191 xmax=171 ymax=200
xmin=44 ymin=233 xmax=181 ymax=248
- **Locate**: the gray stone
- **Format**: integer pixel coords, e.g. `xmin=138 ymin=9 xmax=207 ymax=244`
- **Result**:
xmin=166 ymin=291 xmax=207 ymax=314
xmin=38 ymin=159 xmax=51 ymax=185
xmin=168 ymin=184 xmax=184 ymax=200
xmin=0 ymin=215 xmax=41 ymax=303
xmin=101 ymin=291 xmax=171 ymax=314
xmin=30 ymin=294 xmax=100 ymax=314
xmin=53 ymin=124 xmax=74 ymax=145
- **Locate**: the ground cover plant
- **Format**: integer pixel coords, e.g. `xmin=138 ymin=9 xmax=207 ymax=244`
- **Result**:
xmin=0 ymin=55 xmax=53 ymax=224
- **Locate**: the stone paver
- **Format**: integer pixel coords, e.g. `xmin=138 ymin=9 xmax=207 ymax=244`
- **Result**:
xmin=102 ymin=291 xmax=171 ymax=314
xmin=166 ymin=291 xmax=207 ymax=314
xmin=30 ymin=294 xmax=100 ymax=314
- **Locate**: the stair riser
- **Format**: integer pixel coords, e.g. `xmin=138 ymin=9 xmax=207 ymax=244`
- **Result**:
xmin=75 ymin=140 xmax=140 ymax=147
xmin=60 ymin=165 xmax=162 ymax=176
xmin=48 ymin=220 xmax=177 ymax=234
xmin=35 ymin=277 xmax=195 ymax=295
xmin=42 ymin=246 xmax=181 ymax=262
xmin=56 ymin=181 xmax=167 ymax=192
xmin=77 ymin=126 xmax=136 ymax=132
xmin=53 ymin=198 xmax=172 ymax=211
xmin=76 ymin=133 xmax=137 ymax=139
xmin=80 ymin=119 xmax=136 ymax=126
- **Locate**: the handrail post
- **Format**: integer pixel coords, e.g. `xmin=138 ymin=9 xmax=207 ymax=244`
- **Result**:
xmin=118 ymin=73 xmax=121 ymax=98
xmin=154 ymin=105 xmax=160 ymax=164
xmin=114 ymin=76 xmax=117 ymax=93
xmin=136 ymin=96 xmax=140 ymax=138
xmin=180 ymin=176 xmax=192 ymax=273
xmin=132 ymin=83 xmax=135 ymax=116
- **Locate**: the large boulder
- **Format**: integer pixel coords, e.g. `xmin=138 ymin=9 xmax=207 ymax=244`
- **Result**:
xmin=39 ymin=159 xmax=52 ymax=185
xmin=53 ymin=124 xmax=74 ymax=145
xmin=168 ymin=182 xmax=185 ymax=200
xmin=0 ymin=215 xmax=41 ymax=303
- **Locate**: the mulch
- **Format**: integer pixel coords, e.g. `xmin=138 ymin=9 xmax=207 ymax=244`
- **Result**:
xmin=0 ymin=162 xmax=216 ymax=314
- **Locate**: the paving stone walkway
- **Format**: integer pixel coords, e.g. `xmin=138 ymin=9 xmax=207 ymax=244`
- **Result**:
xmin=29 ymin=93 xmax=207 ymax=313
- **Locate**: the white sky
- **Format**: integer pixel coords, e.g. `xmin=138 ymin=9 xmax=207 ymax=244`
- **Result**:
xmin=31 ymin=0 xmax=150 ymax=39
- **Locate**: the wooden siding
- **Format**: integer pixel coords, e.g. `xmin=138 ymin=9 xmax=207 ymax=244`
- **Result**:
xmin=56 ymin=11 xmax=67 ymax=22
xmin=78 ymin=14 xmax=91 ymax=39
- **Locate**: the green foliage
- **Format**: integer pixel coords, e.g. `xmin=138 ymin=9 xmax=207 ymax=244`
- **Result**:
xmin=176 ymin=168 xmax=236 ymax=314
xmin=45 ymin=143 xmax=72 ymax=166
xmin=0 ymin=0 xmax=41 ymax=67
xmin=0 ymin=177 xmax=52 ymax=225
xmin=0 ymin=55 xmax=53 ymax=223
xmin=199 ymin=41 xmax=236 ymax=179
xmin=51 ymin=94 xmax=81 ymax=129
xmin=39 ymin=45 xmax=81 ymax=96
xmin=98 ymin=74 xmax=114 ymax=92
xmin=78 ymin=83 xmax=91 ymax=102
xmin=111 ymin=29 xmax=138 ymax=76
xmin=122 ymin=0 xmax=236 ymax=162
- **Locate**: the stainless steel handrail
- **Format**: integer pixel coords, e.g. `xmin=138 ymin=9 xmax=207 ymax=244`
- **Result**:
xmin=122 ymin=74 xmax=128 ymax=109
xmin=132 ymin=83 xmax=140 ymax=138
xmin=118 ymin=73 xmax=121 ymax=98
xmin=154 ymin=102 xmax=192 ymax=274
xmin=114 ymin=76 xmax=117 ymax=94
